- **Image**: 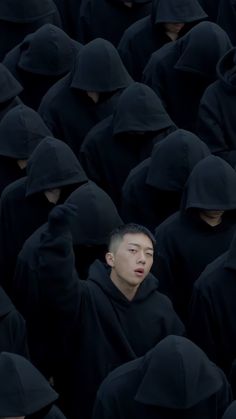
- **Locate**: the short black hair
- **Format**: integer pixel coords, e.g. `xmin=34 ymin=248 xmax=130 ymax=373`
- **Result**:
xmin=108 ymin=223 xmax=156 ymax=252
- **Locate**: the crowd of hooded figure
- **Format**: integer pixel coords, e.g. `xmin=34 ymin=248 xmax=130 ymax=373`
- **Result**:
xmin=2 ymin=0 xmax=236 ymax=418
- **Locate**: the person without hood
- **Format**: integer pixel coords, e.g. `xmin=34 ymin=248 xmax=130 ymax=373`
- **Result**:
xmin=188 ymin=229 xmax=236 ymax=377
xmin=3 ymin=24 xmax=82 ymax=110
xmin=93 ymin=335 xmax=231 ymax=419
xmin=143 ymin=21 xmax=231 ymax=132
xmin=0 ymin=64 xmax=23 ymax=122
xmin=0 ymin=352 xmax=66 ymax=419
xmin=78 ymin=0 xmax=152 ymax=47
xmin=197 ymin=47 xmax=236 ymax=167
xmin=198 ymin=0 xmax=220 ymax=21
xmin=153 ymin=155 xmax=236 ymax=323
xmin=0 ymin=104 xmax=51 ymax=197
xmin=39 ymin=38 xmax=132 ymax=157
xmin=118 ymin=0 xmax=207 ymax=81
xmin=221 ymin=401 xmax=236 ymax=419
xmin=0 ymin=136 xmax=88 ymax=295
xmin=121 ymin=129 xmax=210 ymax=232
xmin=0 ymin=0 xmax=61 ymax=61
xmin=80 ymin=82 xmax=176 ymax=208
xmin=17 ymin=211 xmax=185 ymax=419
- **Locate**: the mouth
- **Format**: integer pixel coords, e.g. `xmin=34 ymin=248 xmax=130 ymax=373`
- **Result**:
xmin=134 ymin=268 xmax=145 ymax=276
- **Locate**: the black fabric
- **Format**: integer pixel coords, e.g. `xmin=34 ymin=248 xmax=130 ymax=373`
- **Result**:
xmin=188 ymin=230 xmax=236 ymax=375
xmin=217 ymin=0 xmax=236 ymax=45
xmin=0 ymin=104 xmax=51 ymax=196
xmin=3 ymin=24 xmax=82 ymax=109
xmin=197 ymin=47 xmax=236 ymax=167
xmin=0 ymin=136 xmax=87 ymax=295
xmin=0 ymin=63 xmax=23 ymax=122
xmin=121 ymin=129 xmax=210 ymax=232
xmin=39 ymin=38 xmax=132 ymax=157
xmin=78 ymin=0 xmax=151 ymax=47
xmin=153 ymin=155 xmax=236 ymax=323
xmin=222 ymin=401 xmax=236 ymax=419
xmin=15 ymin=203 xmax=184 ymax=419
xmin=198 ymin=0 xmax=220 ymax=20
xmin=143 ymin=21 xmax=231 ymax=132
xmin=118 ymin=0 xmax=207 ymax=81
xmin=80 ymin=82 xmax=176 ymax=208
xmin=93 ymin=335 xmax=231 ymax=419
xmin=0 ymin=0 xmax=61 ymax=61
xmin=53 ymin=0 xmax=82 ymax=37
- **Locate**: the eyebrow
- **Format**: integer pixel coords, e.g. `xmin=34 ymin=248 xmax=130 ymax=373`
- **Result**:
xmin=127 ymin=242 xmax=154 ymax=251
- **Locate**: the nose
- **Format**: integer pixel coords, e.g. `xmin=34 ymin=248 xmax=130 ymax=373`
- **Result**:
xmin=137 ymin=251 xmax=146 ymax=265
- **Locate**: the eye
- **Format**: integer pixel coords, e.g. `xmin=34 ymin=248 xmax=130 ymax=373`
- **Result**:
xmin=146 ymin=252 xmax=154 ymax=257
xmin=128 ymin=248 xmax=137 ymax=253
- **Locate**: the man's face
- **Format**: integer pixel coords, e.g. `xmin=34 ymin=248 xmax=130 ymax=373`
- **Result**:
xmin=106 ymin=233 xmax=154 ymax=290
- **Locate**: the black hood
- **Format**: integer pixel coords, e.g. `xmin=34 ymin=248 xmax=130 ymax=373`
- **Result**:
xmin=151 ymin=0 xmax=207 ymax=25
xmin=0 ymin=0 xmax=57 ymax=22
xmin=0 ymin=286 xmax=14 ymax=317
xmin=26 ymin=136 xmax=88 ymax=196
xmin=216 ymin=47 xmax=236 ymax=92
xmin=181 ymin=155 xmax=236 ymax=211
xmin=89 ymin=260 xmax=159 ymax=304
xmin=65 ymin=181 xmax=123 ymax=245
xmin=222 ymin=401 xmax=236 ymax=419
xmin=71 ymin=38 xmax=132 ymax=92
xmin=146 ymin=129 xmax=210 ymax=191
xmin=0 ymin=104 xmax=51 ymax=159
xmin=135 ymin=335 xmax=223 ymax=408
xmin=0 ymin=63 xmax=23 ymax=103
xmin=174 ymin=21 xmax=232 ymax=79
xmin=16 ymin=24 xmax=82 ymax=76
xmin=224 ymin=231 xmax=236 ymax=271
xmin=0 ymin=352 xmax=58 ymax=416
xmin=113 ymin=82 xmax=175 ymax=135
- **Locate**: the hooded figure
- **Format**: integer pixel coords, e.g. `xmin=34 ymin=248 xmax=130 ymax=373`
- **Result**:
xmin=198 ymin=0 xmax=220 ymax=21
xmin=121 ymin=129 xmax=210 ymax=232
xmin=153 ymin=155 xmax=236 ymax=323
xmin=0 ymin=136 xmax=88 ymax=295
xmin=0 ymin=104 xmax=51 ymax=196
xmin=0 ymin=352 xmax=66 ymax=419
xmin=39 ymin=38 xmax=132 ymax=157
xmin=143 ymin=21 xmax=231 ymax=132
xmin=77 ymin=0 xmax=152 ymax=47
xmin=80 ymin=83 xmax=176 ymax=208
xmin=15 ymin=207 xmax=184 ymax=419
xmin=0 ymin=0 xmax=61 ymax=61
xmin=188 ymin=229 xmax=236 ymax=376
xmin=0 ymin=286 xmax=28 ymax=357
xmin=93 ymin=335 xmax=231 ymax=419
xmin=217 ymin=0 xmax=236 ymax=45
xmin=197 ymin=47 xmax=236 ymax=167
xmin=3 ymin=24 xmax=82 ymax=110
xmin=118 ymin=0 xmax=207 ymax=81
xmin=0 ymin=63 xmax=23 ymax=122
xmin=221 ymin=402 xmax=236 ymax=419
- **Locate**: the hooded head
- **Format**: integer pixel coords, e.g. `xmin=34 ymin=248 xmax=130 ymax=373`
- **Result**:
xmin=175 ymin=21 xmax=232 ymax=79
xmin=17 ymin=24 xmax=81 ymax=76
xmin=151 ymin=0 xmax=207 ymax=26
xmin=181 ymin=155 xmax=236 ymax=212
xmin=221 ymin=401 xmax=236 ymax=419
xmin=26 ymin=137 xmax=88 ymax=197
xmin=0 ymin=63 xmax=23 ymax=104
xmin=0 ymin=352 xmax=57 ymax=417
xmin=70 ymin=38 xmax=132 ymax=92
xmin=146 ymin=129 xmax=210 ymax=191
xmin=0 ymin=104 xmax=51 ymax=159
xmin=0 ymin=0 xmax=57 ymax=22
xmin=113 ymin=82 xmax=174 ymax=135
xmin=135 ymin=335 xmax=224 ymax=408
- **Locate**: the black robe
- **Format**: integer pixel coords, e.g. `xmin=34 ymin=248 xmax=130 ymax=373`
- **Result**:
xmin=78 ymin=0 xmax=151 ymax=47
xmin=53 ymin=0 xmax=82 ymax=37
xmin=198 ymin=0 xmax=220 ymax=21
xmin=0 ymin=0 xmax=61 ymax=61
xmin=0 ymin=104 xmax=51 ymax=196
xmin=3 ymin=24 xmax=82 ymax=110
xmin=153 ymin=155 xmax=236 ymax=323
xmin=80 ymin=82 xmax=176 ymax=208
xmin=217 ymin=0 xmax=236 ymax=45
xmin=93 ymin=335 xmax=231 ymax=419
xmin=39 ymin=38 xmax=132 ymax=157
xmin=143 ymin=21 xmax=231 ymax=132
xmin=0 ymin=136 xmax=88 ymax=295
xmin=188 ymin=231 xmax=236 ymax=375
xmin=0 ymin=63 xmax=23 ymax=122
xmin=121 ymin=129 xmax=210 ymax=232
xmin=222 ymin=402 xmax=236 ymax=419
xmin=118 ymin=0 xmax=207 ymax=81
xmin=197 ymin=47 xmax=236 ymax=167
xmin=15 ymin=203 xmax=184 ymax=419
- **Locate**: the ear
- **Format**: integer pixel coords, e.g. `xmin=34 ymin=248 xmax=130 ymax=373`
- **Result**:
xmin=105 ymin=252 xmax=115 ymax=267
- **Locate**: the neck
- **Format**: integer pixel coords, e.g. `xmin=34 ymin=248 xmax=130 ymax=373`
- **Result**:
xmin=110 ymin=272 xmax=139 ymax=301
xmin=199 ymin=212 xmax=222 ymax=227
xmin=165 ymin=31 xmax=178 ymax=41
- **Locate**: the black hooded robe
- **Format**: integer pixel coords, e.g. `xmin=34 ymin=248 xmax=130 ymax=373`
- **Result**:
xmin=143 ymin=21 xmax=231 ymax=132
xmin=217 ymin=0 xmax=236 ymax=45
xmin=198 ymin=0 xmax=220 ymax=21
xmin=0 ymin=63 xmax=23 ymax=122
xmin=118 ymin=0 xmax=207 ymax=81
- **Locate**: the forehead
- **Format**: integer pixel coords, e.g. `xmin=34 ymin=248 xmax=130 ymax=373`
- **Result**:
xmin=120 ymin=233 xmax=153 ymax=249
